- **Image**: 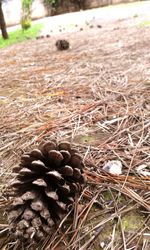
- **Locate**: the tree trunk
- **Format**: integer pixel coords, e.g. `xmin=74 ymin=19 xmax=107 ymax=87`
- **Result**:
xmin=0 ymin=1 xmax=8 ymax=39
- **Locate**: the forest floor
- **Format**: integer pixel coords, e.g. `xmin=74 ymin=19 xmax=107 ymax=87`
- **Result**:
xmin=0 ymin=4 xmax=150 ymax=250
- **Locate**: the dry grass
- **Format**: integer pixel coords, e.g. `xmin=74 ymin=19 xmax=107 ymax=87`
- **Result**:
xmin=0 ymin=16 xmax=150 ymax=249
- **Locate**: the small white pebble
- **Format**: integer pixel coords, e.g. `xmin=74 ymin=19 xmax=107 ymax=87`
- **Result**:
xmin=103 ymin=160 xmax=122 ymax=175
xmin=100 ymin=242 xmax=105 ymax=248
xmin=136 ymin=164 xmax=150 ymax=176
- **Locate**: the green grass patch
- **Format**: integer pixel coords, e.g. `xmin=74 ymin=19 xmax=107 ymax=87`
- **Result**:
xmin=139 ymin=20 xmax=150 ymax=28
xmin=0 ymin=23 xmax=43 ymax=48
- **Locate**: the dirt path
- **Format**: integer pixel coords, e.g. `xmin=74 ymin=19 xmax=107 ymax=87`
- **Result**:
xmin=7 ymin=1 xmax=150 ymax=35
xmin=40 ymin=0 xmax=150 ymax=35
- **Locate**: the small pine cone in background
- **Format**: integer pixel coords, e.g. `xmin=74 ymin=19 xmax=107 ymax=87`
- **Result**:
xmin=8 ymin=141 xmax=86 ymax=245
xmin=55 ymin=39 xmax=70 ymax=50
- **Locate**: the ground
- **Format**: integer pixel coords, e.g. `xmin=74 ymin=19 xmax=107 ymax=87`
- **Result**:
xmin=0 ymin=2 xmax=150 ymax=249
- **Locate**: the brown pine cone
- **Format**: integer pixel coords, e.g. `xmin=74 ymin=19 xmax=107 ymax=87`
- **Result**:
xmin=55 ymin=39 xmax=70 ymax=50
xmin=8 ymin=140 xmax=86 ymax=245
